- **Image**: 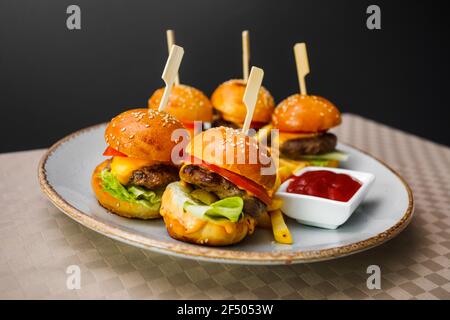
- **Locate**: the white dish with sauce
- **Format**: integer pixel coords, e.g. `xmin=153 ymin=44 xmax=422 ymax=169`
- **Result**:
xmin=276 ymin=167 xmax=375 ymax=229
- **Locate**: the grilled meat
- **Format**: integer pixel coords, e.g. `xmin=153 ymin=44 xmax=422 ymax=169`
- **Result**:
xmin=128 ymin=164 xmax=179 ymax=190
xmin=280 ymin=132 xmax=337 ymax=158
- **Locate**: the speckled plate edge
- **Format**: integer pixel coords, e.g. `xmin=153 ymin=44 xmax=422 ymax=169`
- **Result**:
xmin=38 ymin=123 xmax=414 ymax=265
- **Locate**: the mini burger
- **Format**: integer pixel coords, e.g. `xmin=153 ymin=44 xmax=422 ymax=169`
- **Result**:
xmin=91 ymin=108 xmax=185 ymax=219
xmin=211 ymin=79 xmax=275 ymax=129
xmin=148 ymin=84 xmax=213 ymax=136
xmin=160 ymin=127 xmax=276 ymax=246
xmin=270 ymin=94 xmax=346 ymax=167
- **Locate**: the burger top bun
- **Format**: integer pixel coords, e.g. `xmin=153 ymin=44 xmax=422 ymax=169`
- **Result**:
xmin=148 ymin=84 xmax=213 ymax=122
xmin=211 ymin=79 xmax=275 ymax=125
xmin=186 ymin=127 xmax=276 ymax=191
xmin=272 ymin=94 xmax=341 ymax=132
xmin=105 ymin=108 xmax=184 ymax=162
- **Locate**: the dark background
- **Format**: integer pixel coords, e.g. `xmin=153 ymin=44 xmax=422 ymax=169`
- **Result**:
xmin=0 ymin=0 xmax=449 ymax=152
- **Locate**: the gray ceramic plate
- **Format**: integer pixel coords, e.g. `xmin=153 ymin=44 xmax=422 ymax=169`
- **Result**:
xmin=38 ymin=124 xmax=414 ymax=265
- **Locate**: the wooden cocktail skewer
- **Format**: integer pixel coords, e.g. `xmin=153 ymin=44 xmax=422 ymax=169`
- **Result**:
xmin=242 ymin=66 xmax=264 ymax=135
xmin=293 ymin=43 xmax=310 ymax=95
xmin=166 ymin=30 xmax=180 ymax=85
xmin=158 ymin=45 xmax=184 ymax=112
xmin=210 ymin=32 xmax=274 ymax=129
xmin=242 ymin=30 xmax=250 ymax=82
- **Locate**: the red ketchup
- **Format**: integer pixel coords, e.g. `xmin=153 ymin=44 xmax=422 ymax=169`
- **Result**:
xmin=287 ymin=170 xmax=362 ymax=202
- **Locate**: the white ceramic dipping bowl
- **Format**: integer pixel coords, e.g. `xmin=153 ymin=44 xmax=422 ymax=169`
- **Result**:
xmin=276 ymin=166 xmax=375 ymax=229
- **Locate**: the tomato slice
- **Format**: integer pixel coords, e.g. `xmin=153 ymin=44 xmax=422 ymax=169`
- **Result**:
xmin=103 ymin=146 xmax=127 ymax=157
xmin=186 ymin=156 xmax=272 ymax=205
xmin=182 ymin=121 xmax=195 ymax=129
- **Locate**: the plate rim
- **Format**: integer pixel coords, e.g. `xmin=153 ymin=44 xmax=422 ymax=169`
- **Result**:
xmin=38 ymin=123 xmax=414 ymax=265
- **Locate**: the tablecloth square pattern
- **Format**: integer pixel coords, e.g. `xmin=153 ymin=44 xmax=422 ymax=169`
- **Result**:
xmin=0 ymin=114 xmax=449 ymax=300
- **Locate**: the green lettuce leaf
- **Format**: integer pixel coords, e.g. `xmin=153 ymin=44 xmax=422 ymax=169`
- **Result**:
xmin=100 ymin=169 xmax=162 ymax=210
xmin=299 ymin=150 xmax=349 ymax=162
xmin=308 ymin=160 xmax=333 ymax=167
xmin=166 ymin=182 xmax=244 ymax=222
xmin=184 ymin=197 xmax=244 ymax=223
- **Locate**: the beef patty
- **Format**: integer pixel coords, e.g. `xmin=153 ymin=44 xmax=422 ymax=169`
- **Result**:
xmin=280 ymin=133 xmax=337 ymax=158
xmin=211 ymin=109 xmax=240 ymax=129
xmin=211 ymin=117 xmax=240 ymax=129
xmin=128 ymin=164 xmax=179 ymax=190
xmin=180 ymin=165 xmax=266 ymax=218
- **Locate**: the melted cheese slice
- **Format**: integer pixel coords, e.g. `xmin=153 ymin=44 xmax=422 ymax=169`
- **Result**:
xmin=110 ymin=157 xmax=160 ymax=185
xmin=257 ymin=124 xmax=318 ymax=145
xmin=162 ymin=195 xmax=207 ymax=234
xmin=277 ymin=131 xmax=319 ymax=145
xmin=220 ymin=221 xmax=237 ymax=234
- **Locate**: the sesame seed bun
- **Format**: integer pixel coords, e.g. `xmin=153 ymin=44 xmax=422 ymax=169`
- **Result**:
xmin=186 ymin=127 xmax=276 ymax=192
xmin=211 ymin=79 xmax=275 ymax=125
xmin=272 ymin=94 xmax=341 ymax=132
xmin=91 ymin=160 xmax=161 ymax=219
xmin=105 ymin=108 xmax=184 ymax=162
xmin=160 ymin=182 xmax=255 ymax=246
xmin=148 ymin=84 xmax=213 ymax=123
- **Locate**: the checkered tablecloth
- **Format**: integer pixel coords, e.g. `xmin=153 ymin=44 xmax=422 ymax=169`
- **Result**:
xmin=1 ymin=114 xmax=449 ymax=300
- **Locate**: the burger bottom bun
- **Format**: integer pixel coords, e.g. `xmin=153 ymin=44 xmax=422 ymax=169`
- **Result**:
xmin=160 ymin=182 xmax=255 ymax=246
xmin=91 ymin=160 xmax=161 ymax=220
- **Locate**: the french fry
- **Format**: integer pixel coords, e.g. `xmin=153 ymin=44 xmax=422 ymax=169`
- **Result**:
xmin=280 ymin=158 xmax=308 ymax=173
xmin=257 ymin=197 xmax=283 ymax=229
xmin=277 ymin=165 xmax=294 ymax=184
xmin=267 ymin=197 xmax=283 ymax=211
xmin=255 ymin=211 xmax=272 ymax=229
xmin=275 ymin=159 xmax=307 ymax=188
xmin=270 ymin=210 xmax=293 ymax=244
